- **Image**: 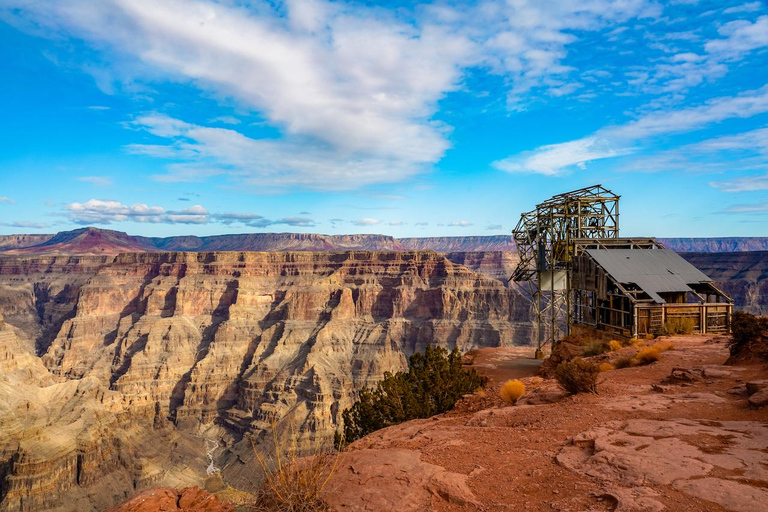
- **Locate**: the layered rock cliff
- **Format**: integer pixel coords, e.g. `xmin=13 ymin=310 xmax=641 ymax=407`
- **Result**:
xmin=0 ymin=251 xmax=530 ymax=511
xmin=681 ymin=251 xmax=768 ymax=315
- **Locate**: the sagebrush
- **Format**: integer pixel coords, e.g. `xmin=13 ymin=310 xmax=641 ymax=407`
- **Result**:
xmin=632 ymin=346 xmax=660 ymax=365
xmin=554 ymin=357 xmax=599 ymax=394
xmin=251 ymin=427 xmax=341 ymax=512
xmin=729 ymin=311 xmax=768 ymax=360
xmin=500 ymin=379 xmax=526 ymax=404
xmin=664 ymin=316 xmax=695 ymax=335
xmin=337 ymin=345 xmax=487 ymax=446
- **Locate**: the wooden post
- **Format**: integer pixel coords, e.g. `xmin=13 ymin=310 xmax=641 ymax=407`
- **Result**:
xmin=633 ymin=305 xmax=638 ymax=339
xmin=701 ymin=305 xmax=706 ymax=335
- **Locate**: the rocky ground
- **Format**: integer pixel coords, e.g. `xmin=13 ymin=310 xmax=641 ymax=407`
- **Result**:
xmin=122 ymin=334 xmax=767 ymax=512
xmin=320 ymin=334 xmax=768 ymax=511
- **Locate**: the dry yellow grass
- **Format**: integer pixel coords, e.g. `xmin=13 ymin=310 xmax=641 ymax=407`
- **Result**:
xmin=654 ymin=340 xmax=675 ymax=352
xmin=251 ymin=423 xmax=341 ymax=512
xmin=500 ymin=379 xmax=526 ymax=404
xmin=632 ymin=346 xmax=661 ymax=365
xmin=608 ymin=340 xmax=623 ymax=352
xmin=598 ymin=362 xmax=614 ymax=372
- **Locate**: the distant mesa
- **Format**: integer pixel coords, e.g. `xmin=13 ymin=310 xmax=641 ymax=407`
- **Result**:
xmin=1 ymin=227 xmax=767 ymax=255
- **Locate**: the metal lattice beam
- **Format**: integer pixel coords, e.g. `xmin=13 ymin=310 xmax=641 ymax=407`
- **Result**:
xmin=510 ymin=184 xmax=621 ymax=355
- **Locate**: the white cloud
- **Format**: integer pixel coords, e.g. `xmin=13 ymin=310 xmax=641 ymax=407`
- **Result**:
xmin=77 ymin=176 xmax=113 ymax=187
xmin=705 ymin=15 xmax=768 ymax=57
xmin=712 ymin=174 xmax=768 ymax=193
xmin=496 ymin=86 xmax=768 ymax=175
xmin=66 ymin=199 xmax=209 ymax=224
xmin=208 ymin=115 xmax=241 ymax=125
xmin=1 ymin=0 xmax=665 ymax=188
xmin=486 ymin=223 xmax=503 ymax=230
xmin=0 ymin=221 xmax=49 ymax=229
xmin=448 ymin=220 xmax=473 ymax=227
xmin=129 ymin=114 xmax=429 ymax=190
xmin=388 ymin=221 xmax=404 ymax=226
xmin=494 ymin=137 xmax=628 ymax=176
xmin=724 ymin=200 xmax=768 ymax=213
xmin=352 ymin=218 xmax=381 ymax=226
xmin=0 ymin=196 xmax=15 ymax=204
xmin=723 ymin=3 xmax=764 ymax=15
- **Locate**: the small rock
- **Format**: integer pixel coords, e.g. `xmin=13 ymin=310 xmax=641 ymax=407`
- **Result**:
xmin=727 ymin=385 xmax=749 ymax=397
xmin=748 ymin=388 xmax=768 ymax=408
xmin=703 ymin=368 xmax=730 ymax=378
xmin=746 ymin=380 xmax=768 ymax=395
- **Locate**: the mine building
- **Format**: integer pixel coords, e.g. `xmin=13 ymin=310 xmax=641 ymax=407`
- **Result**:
xmin=511 ymin=185 xmax=733 ymax=352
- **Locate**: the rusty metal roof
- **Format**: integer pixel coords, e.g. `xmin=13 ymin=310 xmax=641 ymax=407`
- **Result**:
xmin=585 ymin=248 xmax=712 ymax=304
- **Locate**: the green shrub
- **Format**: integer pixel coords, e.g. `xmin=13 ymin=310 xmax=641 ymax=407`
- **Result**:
xmin=554 ymin=357 xmax=599 ymax=394
xmin=337 ymin=346 xmax=487 ymax=446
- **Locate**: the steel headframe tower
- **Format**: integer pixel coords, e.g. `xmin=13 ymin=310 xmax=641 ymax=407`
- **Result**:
xmin=510 ymin=185 xmax=620 ymax=357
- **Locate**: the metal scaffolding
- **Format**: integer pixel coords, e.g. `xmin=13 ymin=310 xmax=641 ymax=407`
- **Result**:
xmin=510 ymin=184 xmax=620 ymax=356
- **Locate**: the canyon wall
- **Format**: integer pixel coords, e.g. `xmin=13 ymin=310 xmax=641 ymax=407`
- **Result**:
xmin=0 ymin=251 xmax=531 ymax=511
xmin=681 ymin=251 xmax=768 ymax=315
xmin=5 ymin=228 xmax=767 ymax=255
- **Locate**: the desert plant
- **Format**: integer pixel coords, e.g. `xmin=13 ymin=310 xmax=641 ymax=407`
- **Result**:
xmin=613 ymin=355 xmax=634 ymax=369
xmin=554 ymin=357 xmax=599 ymax=394
xmin=654 ymin=340 xmax=674 ymax=352
xmin=582 ymin=340 xmax=608 ymax=357
xmin=729 ymin=311 xmax=768 ymax=358
xmin=251 ymin=426 xmax=341 ymax=512
xmin=338 ymin=345 xmax=487 ymax=446
xmin=598 ymin=362 xmax=614 ymax=372
xmin=500 ymin=379 xmax=526 ymax=404
xmin=632 ymin=346 xmax=661 ymax=365
xmin=665 ymin=316 xmax=695 ymax=335
xmin=608 ymin=340 xmax=623 ymax=352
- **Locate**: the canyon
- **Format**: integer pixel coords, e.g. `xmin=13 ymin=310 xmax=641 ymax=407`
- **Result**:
xmin=2 ymin=228 xmax=768 ymax=255
xmin=0 ymin=250 xmax=530 ymax=511
xmin=0 ymin=228 xmax=766 ymax=510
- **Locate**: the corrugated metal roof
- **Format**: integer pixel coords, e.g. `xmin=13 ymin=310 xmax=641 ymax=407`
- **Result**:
xmin=585 ymin=248 xmax=712 ymax=304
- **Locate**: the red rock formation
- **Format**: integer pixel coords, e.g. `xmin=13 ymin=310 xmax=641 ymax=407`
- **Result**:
xmin=104 ymin=486 xmax=235 ymax=512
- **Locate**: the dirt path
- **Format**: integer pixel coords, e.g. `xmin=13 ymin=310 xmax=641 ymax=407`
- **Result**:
xmin=324 ymin=335 xmax=768 ymax=512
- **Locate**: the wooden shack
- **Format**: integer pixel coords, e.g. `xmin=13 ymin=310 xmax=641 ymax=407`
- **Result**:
xmin=572 ymin=244 xmax=732 ymax=338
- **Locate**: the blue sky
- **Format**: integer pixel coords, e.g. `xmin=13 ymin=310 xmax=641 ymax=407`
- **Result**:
xmin=0 ymin=0 xmax=767 ymax=238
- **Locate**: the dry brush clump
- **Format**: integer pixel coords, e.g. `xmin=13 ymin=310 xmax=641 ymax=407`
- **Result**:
xmin=554 ymin=358 xmax=599 ymax=394
xmin=608 ymin=340 xmax=623 ymax=352
xmin=663 ymin=316 xmax=696 ymax=335
xmin=582 ymin=340 xmax=609 ymax=357
xmin=613 ymin=355 xmax=634 ymax=369
xmin=251 ymin=427 xmax=341 ymax=512
xmin=598 ymin=362 xmax=614 ymax=372
xmin=728 ymin=311 xmax=768 ymax=361
xmin=632 ymin=346 xmax=661 ymax=365
xmin=500 ymin=379 xmax=526 ymax=404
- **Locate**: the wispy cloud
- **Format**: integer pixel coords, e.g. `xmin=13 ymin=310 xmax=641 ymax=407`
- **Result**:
xmin=712 ymin=174 xmax=768 ymax=192
xmin=128 ymin=113 xmax=435 ymax=190
xmin=208 ymin=115 xmax=241 ymax=125
xmin=66 ymin=199 xmax=209 ymax=224
xmin=77 ymin=176 xmax=113 ymax=187
xmin=495 ymin=86 xmax=768 ymax=176
xmin=0 ymin=221 xmax=49 ymax=229
xmin=448 ymin=220 xmax=473 ymax=227
xmin=723 ymin=3 xmax=764 ymax=15
xmin=351 ymin=218 xmax=381 ymax=226
xmin=486 ymin=223 xmax=503 ymax=230
xmin=0 ymin=196 xmax=15 ymax=204
xmin=1 ymin=0 xmax=668 ymax=188
xmin=724 ymin=200 xmax=768 ymax=213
